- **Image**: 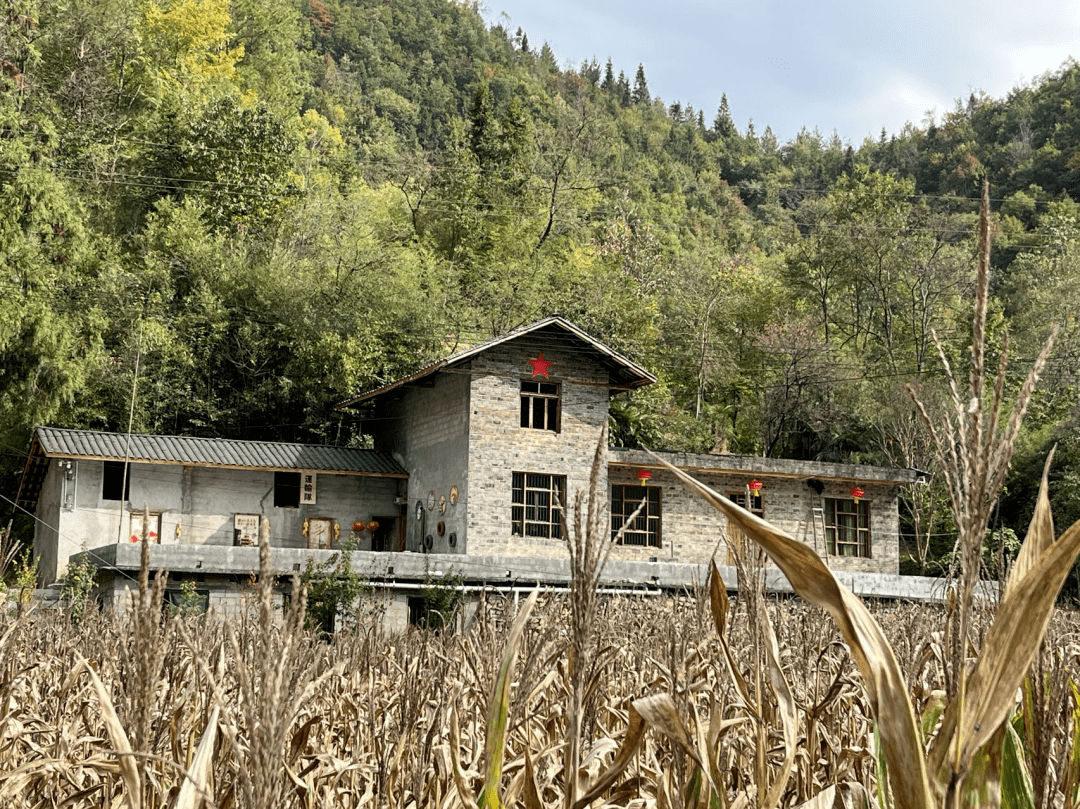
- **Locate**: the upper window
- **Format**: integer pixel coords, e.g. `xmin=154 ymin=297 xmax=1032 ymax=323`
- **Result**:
xmin=102 ymin=461 xmax=131 ymax=501
xmin=520 ymin=381 xmax=559 ymax=431
xmin=512 ymin=472 xmax=565 ymax=538
xmin=274 ymin=471 xmax=300 ymax=508
xmin=825 ymin=498 xmax=871 ymax=557
xmin=611 ymin=485 xmax=661 ymax=547
xmin=729 ymin=491 xmax=764 ymax=517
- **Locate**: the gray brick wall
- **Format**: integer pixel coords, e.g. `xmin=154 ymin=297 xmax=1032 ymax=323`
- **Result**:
xmin=372 ymin=370 xmax=470 ymax=553
xmin=465 ymin=336 xmax=610 ymax=556
xmin=373 ymin=331 xmax=907 ymax=575
xmin=607 ymin=466 xmax=900 ymax=574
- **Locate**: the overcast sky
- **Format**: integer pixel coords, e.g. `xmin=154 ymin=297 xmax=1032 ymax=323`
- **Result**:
xmin=484 ymin=0 xmax=1080 ymax=145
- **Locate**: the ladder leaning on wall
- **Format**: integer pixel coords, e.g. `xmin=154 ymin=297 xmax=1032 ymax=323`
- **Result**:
xmin=811 ymin=506 xmax=826 ymax=555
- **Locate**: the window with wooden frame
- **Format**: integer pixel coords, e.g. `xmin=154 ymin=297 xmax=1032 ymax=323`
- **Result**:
xmin=725 ymin=492 xmax=763 ymax=564
xmin=511 ymin=472 xmax=565 ymax=539
xmin=520 ymin=380 xmax=560 ymax=431
xmin=611 ymin=485 xmax=661 ymax=547
xmin=728 ymin=491 xmax=764 ymax=517
xmin=825 ymin=498 xmax=871 ymax=557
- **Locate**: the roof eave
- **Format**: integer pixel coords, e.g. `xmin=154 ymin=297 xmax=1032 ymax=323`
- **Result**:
xmin=336 ymin=316 xmax=655 ymax=408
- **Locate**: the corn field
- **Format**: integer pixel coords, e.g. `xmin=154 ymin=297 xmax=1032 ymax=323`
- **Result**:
xmin=0 ymin=562 xmax=1078 ymax=809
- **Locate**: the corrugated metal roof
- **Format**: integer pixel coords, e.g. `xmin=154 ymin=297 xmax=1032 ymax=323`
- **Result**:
xmin=337 ymin=315 xmax=656 ymax=407
xmin=33 ymin=427 xmax=408 ymax=476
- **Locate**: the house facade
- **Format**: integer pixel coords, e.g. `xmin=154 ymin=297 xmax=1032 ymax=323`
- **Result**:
xmin=18 ymin=317 xmax=924 ymax=619
xmin=19 ymin=429 xmax=407 ymax=585
xmin=348 ymin=316 xmax=914 ymax=576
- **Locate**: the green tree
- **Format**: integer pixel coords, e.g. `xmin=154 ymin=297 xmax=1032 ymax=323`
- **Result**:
xmin=631 ymin=63 xmax=649 ymax=105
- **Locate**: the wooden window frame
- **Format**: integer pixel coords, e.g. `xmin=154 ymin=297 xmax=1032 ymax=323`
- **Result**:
xmin=511 ymin=472 xmax=565 ymax=539
xmin=519 ymin=380 xmax=560 ymax=432
xmin=728 ymin=491 xmax=764 ymax=518
xmin=825 ymin=497 xmax=871 ymax=558
xmin=611 ymin=484 xmax=662 ymax=548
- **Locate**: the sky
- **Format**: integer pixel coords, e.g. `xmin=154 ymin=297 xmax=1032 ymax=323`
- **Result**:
xmin=484 ymin=0 xmax=1080 ymax=145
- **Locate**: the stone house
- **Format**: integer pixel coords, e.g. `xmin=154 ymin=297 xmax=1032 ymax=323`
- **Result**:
xmin=18 ymin=316 xmax=925 ymax=618
xmin=345 ymin=316 xmax=917 ymax=578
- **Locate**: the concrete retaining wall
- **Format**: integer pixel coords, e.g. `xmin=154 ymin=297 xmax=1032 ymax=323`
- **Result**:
xmin=87 ymin=543 xmax=972 ymax=607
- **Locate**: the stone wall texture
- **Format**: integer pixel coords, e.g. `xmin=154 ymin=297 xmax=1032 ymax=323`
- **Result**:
xmin=465 ymin=334 xmax=610 ymax=557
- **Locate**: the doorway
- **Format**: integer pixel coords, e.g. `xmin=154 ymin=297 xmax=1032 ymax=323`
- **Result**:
xmin=371 ymin=517 xmax=399 ymax=552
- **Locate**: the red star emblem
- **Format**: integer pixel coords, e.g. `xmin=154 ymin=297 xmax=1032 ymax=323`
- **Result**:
xmin=528 ymin=352 xmax=553 ymax=378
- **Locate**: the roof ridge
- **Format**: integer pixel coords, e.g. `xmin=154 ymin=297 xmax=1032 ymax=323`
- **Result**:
xmin=337 ymin=315 xmax=655 ymax=408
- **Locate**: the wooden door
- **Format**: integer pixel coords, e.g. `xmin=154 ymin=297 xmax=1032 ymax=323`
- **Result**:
xmin=307 ymin=517 xmax=334 ymax=550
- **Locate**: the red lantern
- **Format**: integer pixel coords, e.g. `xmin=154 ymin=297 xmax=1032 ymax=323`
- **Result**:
xmin=850 ymin=487 xmax=864 ymax=503
xmin=748 ymin=479 xmax=763 ymax=493
xmin=636 ymin=469 xmax=652 ymax=481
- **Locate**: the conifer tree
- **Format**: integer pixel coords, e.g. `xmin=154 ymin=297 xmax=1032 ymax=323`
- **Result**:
xmin=580 ymin=57 xmax=600 ymax=84
xmin=713 ymin=93 xmax=735 ymax=138
xmin=631 ymin=63 xmax=650 ymax=104
xmin=601 ymin=58 xmax=614 ymax=91
xmin=616 ymin=70 xmax=631 ymax=105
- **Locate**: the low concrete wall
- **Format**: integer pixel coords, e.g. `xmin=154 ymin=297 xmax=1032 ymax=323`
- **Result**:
xmin=85 ymin=543 xmax=977 ymax=604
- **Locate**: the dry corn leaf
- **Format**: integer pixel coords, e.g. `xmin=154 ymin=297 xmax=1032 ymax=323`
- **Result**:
xmin=709 ymin=565 xmax=760 ymax=719
xmin=75 ymin=653 xmax=141 ymax=809
xmin=760 ymin=605 xmax=798 ymax=809
xmin=523 ymin=749 xmax=544 ymax=809
xmin=173 ymin=705 xmax=219 ymax=809
xmin=928 ymin=456 xmax=1080 ymax=795
xmin=632 ymin=693 xmax=719 ymax=801
xmin=1006 ymin=450 xmax=1057 ymax=593
xmin=652 ymin=453 xmax=932 ymax=809
xmin=792 ymin=781 xmax=875 ymax=809
xmin=451 ymin=703 xmax=482 ymax=809
xmin=573 ymin=703 xmax=647 ymax=809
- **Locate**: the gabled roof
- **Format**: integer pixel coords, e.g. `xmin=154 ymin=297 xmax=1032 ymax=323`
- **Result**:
xmin=16 ymin=427 xmax=407 ymax=511
xmin=336 ymin=316 xmax=656 ymax=408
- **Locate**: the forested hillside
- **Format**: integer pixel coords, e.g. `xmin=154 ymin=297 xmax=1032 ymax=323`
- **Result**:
xmin=3 ymin=0 xmax=1080 ymax=572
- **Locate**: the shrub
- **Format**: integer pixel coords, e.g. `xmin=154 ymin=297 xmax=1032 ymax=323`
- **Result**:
xmin=61 ymin=548 xmax=98 ymax=622
xmin=301 ymin=533 xmax=376 ymax=632
xmin=416 ymin=567 xmax=463 ymax=632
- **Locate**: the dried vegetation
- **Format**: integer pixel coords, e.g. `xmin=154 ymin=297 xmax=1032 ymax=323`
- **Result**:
xmin=2 ymin=570 xmax=1080 ymax=808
